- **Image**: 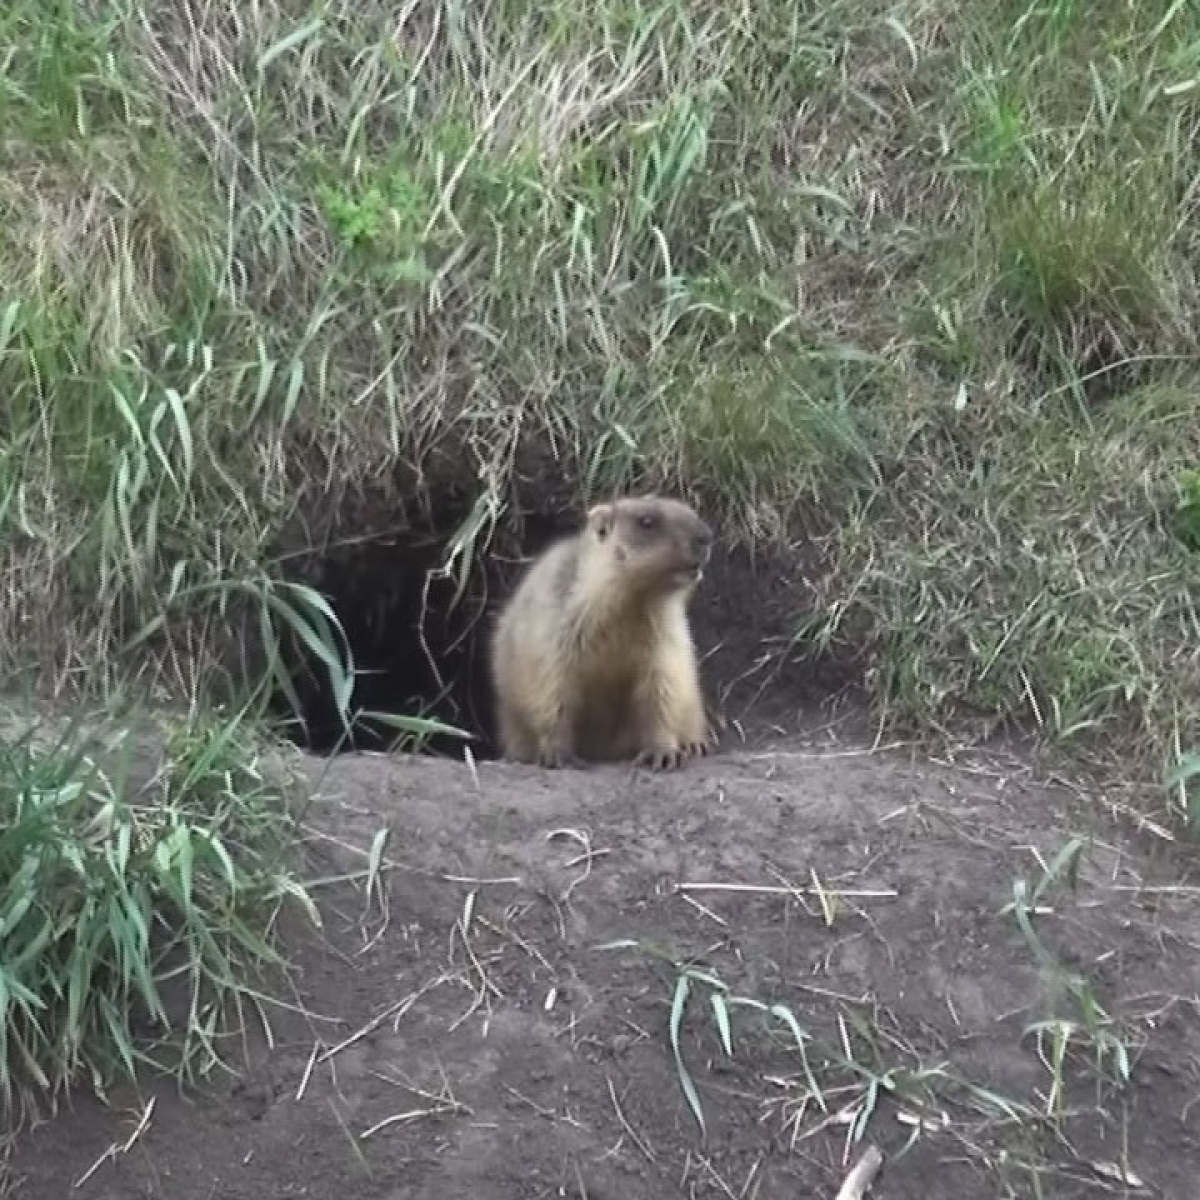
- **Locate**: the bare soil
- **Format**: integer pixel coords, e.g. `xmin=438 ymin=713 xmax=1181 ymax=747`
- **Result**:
xmin=8 ymin=726 xmax=1200 ymax=1200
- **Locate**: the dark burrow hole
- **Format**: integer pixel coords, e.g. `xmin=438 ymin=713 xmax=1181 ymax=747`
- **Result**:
xmin=271 ymin=493 xmax=853 ymax=759
xmin=271 ymin=500 xmax=575 ymax=758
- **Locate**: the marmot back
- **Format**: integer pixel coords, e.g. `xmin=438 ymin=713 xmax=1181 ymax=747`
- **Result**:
xmin=490 ymin=494 xmax=714 ymax=769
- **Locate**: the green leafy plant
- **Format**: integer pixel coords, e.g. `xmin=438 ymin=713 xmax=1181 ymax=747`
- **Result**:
xmin=0 ymin=707 xmax=317 ymax=1111
xmin=1003 ymin=839 xmax=1137 ymax=1114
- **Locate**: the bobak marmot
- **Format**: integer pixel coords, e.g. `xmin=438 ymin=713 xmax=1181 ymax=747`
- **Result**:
xmin=490 ymin=494 xmax=715 ymax=770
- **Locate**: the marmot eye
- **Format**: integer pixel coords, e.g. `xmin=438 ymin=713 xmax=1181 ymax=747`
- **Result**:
xmin=637 ymin=513 xmax=657 ymax=529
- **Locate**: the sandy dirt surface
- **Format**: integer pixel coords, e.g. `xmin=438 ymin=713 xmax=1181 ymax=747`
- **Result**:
xmin=8 ymin=735 xmax=1200 ymax=1199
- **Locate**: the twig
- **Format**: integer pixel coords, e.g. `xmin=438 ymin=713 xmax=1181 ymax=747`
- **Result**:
xmin=740 ymin=743 xmax=913 ymax=760
xmin=318 ymin=984 xmax=432 ymax=1064
xmin=359 ymin=1103 xmax=461 ymax=1140
xmin=73 ymin=1098 xmax=156 ymax=1188
xmin=296 ymin=824 xmax=521 ymax=885
xmin=677 ymin=883 xmax=897 ymax=899
xmin=296 ymin=1041 xmax=320 ymax=1100
xmin=680 ymin=891 xmax=729 ymax=927
xmin=606 ymin=1075 xmax=656 ymax=1163
xmin=834 ymin=1144 xmax=884 ymax=1200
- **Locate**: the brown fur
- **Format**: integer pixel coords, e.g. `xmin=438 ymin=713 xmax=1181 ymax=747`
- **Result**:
xmin=490 ymin=495 xmax=715 ymax=769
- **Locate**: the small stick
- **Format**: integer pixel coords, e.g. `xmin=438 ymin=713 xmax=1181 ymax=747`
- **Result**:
xmin=834 ymin=1144 xmax=884 ymax=1200
xmin=318 ymin=992 xmax=421 ymax=1063
xmin=606 ymin=1075 xmax=657 ymax=1163
xmin=741 ymin=743 xmax=913 ymax=760
xmin=298 ymin=824 xmax=521 ymax=886
xmin=73 ymin=1098 xmax=156 ymax=1188
xmin=359 ymin=1104 xmax=459 ymax=1140
xmin=677 ymin=883 xmax=897 ymax=899
xmin=296 ymin=1040 xmax=321 ymax=1100
xmin=680 ymin=892 xmax=729 ymax=927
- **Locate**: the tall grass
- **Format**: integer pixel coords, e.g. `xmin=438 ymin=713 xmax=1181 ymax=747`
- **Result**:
xmin=0 ymin=0 xmax=1198 ymax=789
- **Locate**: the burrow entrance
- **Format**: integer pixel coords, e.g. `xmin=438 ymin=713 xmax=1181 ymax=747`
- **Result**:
xmin=270 ymin=494 xmax=575 ymax=758
xmin=270 ymin=490 xmax=849 ymax=758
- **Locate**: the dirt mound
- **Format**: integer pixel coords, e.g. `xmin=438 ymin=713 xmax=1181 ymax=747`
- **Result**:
xmin=9 ymin=740 xmax=1200 ymax=1199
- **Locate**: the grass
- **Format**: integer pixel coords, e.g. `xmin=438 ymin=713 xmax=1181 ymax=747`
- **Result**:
xmin=1004 ymin=837 xmax=1138 ymax=1114
xmin=592 ymin=819 xmax=1155 ymax=1190
xmin=0 ymin=701 xmax=317 ymax=1119
xmin=1 ymin=0 xmax=1199 ymax=791
xmin=596 ymin=922 xmax=1122 ymax=1181
xmin=599 ymin=938 xmax=953 ymax=1146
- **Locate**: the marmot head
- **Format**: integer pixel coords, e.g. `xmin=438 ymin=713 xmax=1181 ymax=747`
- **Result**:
xmin=586 ymin=495 xmax=713 ymax=595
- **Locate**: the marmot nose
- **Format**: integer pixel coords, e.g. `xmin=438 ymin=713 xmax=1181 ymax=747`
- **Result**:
xmin=693 ymin=523 xmax=713 ymax=553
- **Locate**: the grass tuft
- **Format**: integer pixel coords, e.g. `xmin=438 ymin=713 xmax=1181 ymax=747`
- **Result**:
xmin=0 ymin=705 xmax=315 ymax=1116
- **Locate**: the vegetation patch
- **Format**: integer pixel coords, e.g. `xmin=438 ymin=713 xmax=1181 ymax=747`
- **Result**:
xmin=0 ymin=705 xmax=314 ymax=1119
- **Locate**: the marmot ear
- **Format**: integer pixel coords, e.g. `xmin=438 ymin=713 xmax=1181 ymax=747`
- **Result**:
xmin=587 ymin=503 xmax=614 ymax=540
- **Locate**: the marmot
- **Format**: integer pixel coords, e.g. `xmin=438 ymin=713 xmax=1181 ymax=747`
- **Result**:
xmin=490 ymin=494 xmax=715 ymax=769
